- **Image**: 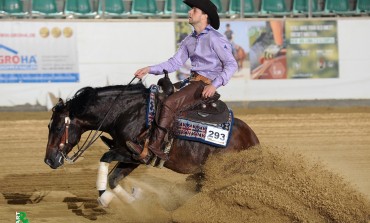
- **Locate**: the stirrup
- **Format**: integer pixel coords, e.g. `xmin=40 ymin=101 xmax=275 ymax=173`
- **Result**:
xmin=126 ymin=140 xmax=151 ymax=164
xmin=126 ymin=140 xmax=169 ymax=162
xmin=132 ymin=153 xmax=152 ymax=164
xmin=126 ymin=141 xmax=143 ymax=155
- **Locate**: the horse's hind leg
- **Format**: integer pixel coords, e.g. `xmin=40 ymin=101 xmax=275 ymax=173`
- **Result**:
xmin=109 ymin=162 xmax=140 ymax=204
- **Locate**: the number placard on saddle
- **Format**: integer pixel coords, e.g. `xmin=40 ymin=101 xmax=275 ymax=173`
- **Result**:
xmin=205 ymin=126 xmax=229 ymax=146
xmin=146 ymin=85 xmax=233 ymax=147
xmin=174 ymin=111 xmax=233 ymax=147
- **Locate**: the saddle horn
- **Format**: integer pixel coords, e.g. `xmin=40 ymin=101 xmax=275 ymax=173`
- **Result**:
xmin=157 ymin=69 xmax=174 ymax=96
xmin=163 ymin=69 xmax=169 ymax=78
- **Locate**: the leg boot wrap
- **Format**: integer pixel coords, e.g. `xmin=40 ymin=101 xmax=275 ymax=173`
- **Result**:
xmin=97 ymin=190 xmax=115 ymax=208
xmin=113 ymin=185 xmax=135 ymax=203
xmin=96 ymin=162 xmax=109 ymax=191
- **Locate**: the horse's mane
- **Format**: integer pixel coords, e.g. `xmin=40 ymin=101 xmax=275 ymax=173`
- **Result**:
xmin=66 ymin=83 xmax=147 ymax=117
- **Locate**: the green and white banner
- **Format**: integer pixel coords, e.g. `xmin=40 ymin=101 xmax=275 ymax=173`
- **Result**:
xmin=286 ymin=20 xmax=339 ymax=78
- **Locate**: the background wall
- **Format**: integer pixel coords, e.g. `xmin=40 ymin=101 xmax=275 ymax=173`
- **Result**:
xmin=0 ymin=18 xmax=369 ymax=109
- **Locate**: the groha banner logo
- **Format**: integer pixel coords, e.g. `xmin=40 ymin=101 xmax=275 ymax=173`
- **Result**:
xmin=0 ymin=44 xmax=37 ymax=70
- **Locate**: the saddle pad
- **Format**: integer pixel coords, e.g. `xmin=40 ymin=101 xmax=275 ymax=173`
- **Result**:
xmin=146 ymin=85 xmax=158 ymax=127
xmin=174 ymin=110 xmax=233 ymax=147
xmin=146 ymin=84 xmax=233 ymax=147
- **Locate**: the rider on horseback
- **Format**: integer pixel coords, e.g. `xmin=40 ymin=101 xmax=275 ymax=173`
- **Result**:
xmin=126 ymin=0 xmax=238 ymax=161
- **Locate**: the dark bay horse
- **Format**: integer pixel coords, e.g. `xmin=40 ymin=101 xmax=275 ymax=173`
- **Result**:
xmin=45 ymin=83 xmax=259 ymax=206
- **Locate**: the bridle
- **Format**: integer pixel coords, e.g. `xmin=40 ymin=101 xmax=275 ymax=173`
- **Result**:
xmin=59 ymin=116 xmax=71 ymax=151
xmin=57 ymin=113 xmax=104 ymax=164
xmin=57 ymin=77 xmax=138 ymax=164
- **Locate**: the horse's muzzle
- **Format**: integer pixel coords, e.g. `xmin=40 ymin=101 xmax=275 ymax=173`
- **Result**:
xmin=44 ymin=152 xmax=64 ymax=169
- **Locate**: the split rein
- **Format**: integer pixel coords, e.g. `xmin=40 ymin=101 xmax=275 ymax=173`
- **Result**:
xmin=58 ymin=77 xmax=138 ymax=164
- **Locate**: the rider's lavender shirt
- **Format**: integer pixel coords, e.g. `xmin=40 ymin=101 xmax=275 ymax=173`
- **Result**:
xmin=149 ymin=25 xmax=237 ymax=89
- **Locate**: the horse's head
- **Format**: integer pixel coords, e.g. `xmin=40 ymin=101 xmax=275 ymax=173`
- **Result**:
xmin=45 ymin=98 xmax=83 ymax=169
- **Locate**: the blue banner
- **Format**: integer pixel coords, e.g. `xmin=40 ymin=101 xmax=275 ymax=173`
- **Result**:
xmin=0 ymin=73 xmax=79 ymax=83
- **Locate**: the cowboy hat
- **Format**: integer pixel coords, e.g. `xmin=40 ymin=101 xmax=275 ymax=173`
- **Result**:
xmin=183 ymin=0 xmax=220 ymax=30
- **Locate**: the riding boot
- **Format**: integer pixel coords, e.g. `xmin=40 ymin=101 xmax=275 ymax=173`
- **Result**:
xmin=126 ymin=126 xmax=168 ymax=161
xmin=145 ymin=101 xmax=176 ymax=161
xmin=127 ymin=82 xmax=204 ymax=161
xmin=146 ymin=125 xmax=168 ymax=160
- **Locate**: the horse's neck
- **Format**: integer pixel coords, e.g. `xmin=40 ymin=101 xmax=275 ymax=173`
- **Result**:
xmin=81 ymin=93 xmax=147 ymax=134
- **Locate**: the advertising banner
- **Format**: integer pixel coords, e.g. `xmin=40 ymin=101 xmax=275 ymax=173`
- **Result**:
xmin=0 ymin=22 xmax=79 ymax=83
xmin=205 ymin=20 xmax=339 ymax=80
xmin=286 ymin=20 xmax=339 ymax=78
xmin=249 ymin=20 xmax=287 ymax=79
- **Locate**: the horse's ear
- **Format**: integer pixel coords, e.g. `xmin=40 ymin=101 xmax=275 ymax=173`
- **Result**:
xmin=53 ymin=98 xmax=65 ymax=112
xmin=58 ymin=98 xmax=64 ymax=106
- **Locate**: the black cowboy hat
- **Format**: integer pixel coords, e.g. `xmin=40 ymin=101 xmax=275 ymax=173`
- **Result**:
xmin=183 ymin=0 xmax=220 ymax=30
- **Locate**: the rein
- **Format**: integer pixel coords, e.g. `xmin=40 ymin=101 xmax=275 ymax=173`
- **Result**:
xmin=60 ymin=77 xmax=138 ymax=164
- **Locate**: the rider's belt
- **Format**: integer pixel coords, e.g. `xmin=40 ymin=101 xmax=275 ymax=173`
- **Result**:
xmin=190 ymin=71 xmax=212 ymax=85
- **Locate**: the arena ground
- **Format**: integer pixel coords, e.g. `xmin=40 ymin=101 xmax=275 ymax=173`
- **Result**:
xmin=0 ymin=107 xmax=369 ymax=222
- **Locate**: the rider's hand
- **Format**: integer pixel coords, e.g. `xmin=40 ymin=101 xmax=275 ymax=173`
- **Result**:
xmin=134 ymin=66 xmax=150 ymax=79
xmin=202 ymin=85 xmax=216 ymax=98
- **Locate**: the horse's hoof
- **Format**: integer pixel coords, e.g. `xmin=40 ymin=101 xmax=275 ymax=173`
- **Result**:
xmin=97 ymin=197 xmax=109 ymax=208
xmin=97 ymin=190 xmax=115 ymax=208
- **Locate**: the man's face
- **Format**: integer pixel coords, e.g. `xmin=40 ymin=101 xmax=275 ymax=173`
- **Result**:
xmin=188 ymin=7 xmax=207 ymax=26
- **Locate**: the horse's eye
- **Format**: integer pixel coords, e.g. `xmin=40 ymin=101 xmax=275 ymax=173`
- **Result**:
xmin=52 ymin=125 xmax=62 ymax=132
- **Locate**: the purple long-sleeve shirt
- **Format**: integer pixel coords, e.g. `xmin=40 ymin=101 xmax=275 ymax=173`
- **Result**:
xmin=149 ymin=25 xmax=238 ymax=89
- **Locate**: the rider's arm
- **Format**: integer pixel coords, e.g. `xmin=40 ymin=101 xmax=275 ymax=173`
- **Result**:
xmin=210 ymin=36 xmax=238 ymax=89
xmin=149 ymin=36 xmax=190 ymax=75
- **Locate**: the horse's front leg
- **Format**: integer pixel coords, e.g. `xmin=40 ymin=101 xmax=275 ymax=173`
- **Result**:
xmin=97 ymin=162 xmax=140 ymax=207
xmin=109 ymin=162 xmax=140 ymax=204
xmin=96 ymin=161 xmax=114 ymax=207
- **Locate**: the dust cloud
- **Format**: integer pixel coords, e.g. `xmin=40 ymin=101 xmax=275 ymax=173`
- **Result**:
xmin=172 ymin=145 xmax=370 ymax=223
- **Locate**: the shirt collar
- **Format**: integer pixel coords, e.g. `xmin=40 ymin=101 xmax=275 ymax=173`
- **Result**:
xmin=191 ymin=25 xmax=212 ymax=37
